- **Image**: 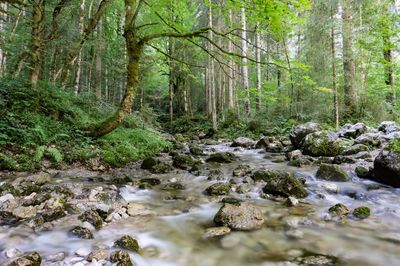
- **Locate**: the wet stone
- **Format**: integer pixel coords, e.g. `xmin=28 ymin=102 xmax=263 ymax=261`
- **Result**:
xmin=203 ymin=226 xmax=231 ymax=239
xmin=353 ymin=206 xmax=370 ymax=219
xmin=316 ymin=164 xmax=350 ymax=182
xmin=8 ymin=252 xmax=42 ymax=266
xmin=115 ymin=235 xmax=140 ymax=253
xmin=110 ymin=250 xmax=133 ymax=266
xmin=328 ymin=203 xmax=350 ymax=217
xmin=214 ymin=202 xmax=264 ymax=231
xmin=205 ymin=183 xmax=231 ymax=196
xmin=78 ymin=210 xmax=103 ymax=230
xmin=69 ymin=226 xmax=94 ymax=239
xmin=86 ymin=249 xmax=108 ymax=262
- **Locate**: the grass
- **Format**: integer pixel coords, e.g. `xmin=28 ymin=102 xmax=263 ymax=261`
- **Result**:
xmin=0 ymin=77 xmax=171 ymax=171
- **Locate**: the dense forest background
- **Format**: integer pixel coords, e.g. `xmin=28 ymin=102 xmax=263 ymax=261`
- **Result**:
xmin=0 ymin=0 xmax=399 ymax=171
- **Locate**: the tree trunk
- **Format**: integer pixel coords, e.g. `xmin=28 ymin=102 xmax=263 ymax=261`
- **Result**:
xmin=331 ymin=6 xmax=339 ymax=130
xmin=88 ymin=0 xmax=143 ymax=137
xmin=227 ymin=9 xmax=235 ymax=111
xmin=73 ymin=0 xmax=86 ymax=95
xmin=342 ymin=0 xmax=357 ymax=117
xmin=208 ymin=2 xmax=217 ymax=131
xmin=30 ymin=0 xmax=45 ymax=88
xmin=94 ymin=19 xmax=103 ymax=100
xmin=255 ymin=24 xmax=262 ymax=112
xmin=168 ymin=38 xmax=174 ymax=127
xmin=383 ymin=36 xmax=394 ymax=102
xmin=241 ymin=6 xmax=250 ymax=118
xmin=0 ymin=2 xmax=6 ymax=76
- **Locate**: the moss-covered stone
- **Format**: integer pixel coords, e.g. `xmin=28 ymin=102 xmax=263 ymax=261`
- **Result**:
xmin=151 ymin=162 xmax=172 ymax=174
xmin=69 ymin=226 xmax=94 ymax=239
xmin=353 ymin=206 xmax=370 ymax=219
xmin=0 ymin=153 xmax=18 ymax=171
xmin=288 ymin=158 xmax=312 ymax=167
xmin=289 ymin=122 xmax=320 ymax=148
xmin=214 ymin=203 xmax=264 ymax=231
xmin=78 ymin=210 xmax=103 ymax=230
xmin=303 ymin=131 xmax=353 ymax=157
xmin=0 ymin=183 xmax=21 ymax=197
xmin=294 ymin=251 xmax=340 ymax=266
xmin=189 ymin=144 xmax=204 ymax=156
xmin=141 ymin=157 xmax=158 ymax=170
xmin=205 ymin=183 xmax=231 ymax=196
xmin=328 ymin=203 xmax=350 ymax=217
xmin=233 ymin=164 xmax=251 ymax=177
xmin=138 ymin=178 xmax=161 ymax=189
xmin=8 ymin=252 xmax=42 ymax=266
xmin=316 ymin=164 xmax=350 ymax=182
xmin=162 ymin=182 xmax=185 ymax=191
xmin=252 ymin=169 xmax=308 ymax=198
xmin=172 ymin=154 xmax=199 ymax=170
xmin=355 ymin=166 xmax=370 ymax=178
xmin=206 ymin=152 xmax=236 ymax=163
xmin=114 ymin=235 xmax=140 ymax=253
xmin=110 ymin=250 xmax=133 ymax=266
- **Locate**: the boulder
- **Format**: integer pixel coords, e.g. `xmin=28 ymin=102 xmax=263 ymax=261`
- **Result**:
xmin=205 ymin=183 xmax=231 ymax=196
xmin=353 ymin=206 xmax=370 ymax=219
xmin=78 ymin=210 xmax=103 ymax=230
xmin=69 ymin=226 xmax=94 ymax=239
xmin=303 ymin=131 xmax=353 ymax=157
xmin=328 ymin=203 xmax=350 ymax=217
xmin=355 ymin=166 xmax=370 ymax=179
xmin=369 ymin=140 xmax=400 ymax=187
xmin=110 ymin=250 xmax=133 ymax=266
xmin=339 ymin=123 xmax=367 ymax=139
xmin=252 ymin=169 xmax=308 ymax=198
xmin=379 ymin=121 xmax=399 ymax=134
xmin=233 ymin=164 xmax=251 ymax=177
xmin=8 ymin=252 xmax=41 ymax=266
xmin=189 ymin=144 xmax=204 ymax=156
xmin=214 ymin=202 xmax=264 ymax=231
xmin=206 ymin=152 xmax=236 ymax=163
xmin=290 ymin=122 xmax=320 ymax=148
xmin=286 ymin=150 xmax=303 ymax=161
xmin=114 ymin=235 xmax=140 ymax=253
xmin=355 ymin=133 xmax=381 ymax=147
xmin=87 ymin=249 xmax=108 ymax=262
xmin=172 ymin=154 xmax=199 ymax=170
xmin=342 ymin=144 xmax=369 ymax=155
xmin=231 ymin=137 xmax=255 ymax=148
xmin=316 ymin=164 xmax=350 ymax=182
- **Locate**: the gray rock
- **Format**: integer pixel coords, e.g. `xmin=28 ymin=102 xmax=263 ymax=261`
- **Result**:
xmin=214 ymin=202 xmax=264 ymax=231
xmin=203 ymin=226 xmax=231 ymax=239
xmin=231 ymin=137 xmax=255 ymax=148
xmin=303 ymin=131 xmax=353 ymax=157
xmin=290 ymin=123 xmax=320 ymax=148
xmin=316 ymin=164 xmax=350 ymax=182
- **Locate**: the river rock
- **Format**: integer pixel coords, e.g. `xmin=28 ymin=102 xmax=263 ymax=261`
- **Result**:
xmin=328 ymin=203 xmax=350 ymax=217
xmin=231 ymin=137 xmax=255 ymax=148
xmin=369 ymin=140 xmax=400 ymax=187
xmin=253 ymin=169 xmax=308 ymax=198
xmin=86 ymin=249 xmax=108 ymax=262
xmin=206 ymin=152 xmax=236 ymax=163
xmin=353 ymin=206 xmax=370 ymax=219
xmin=12 ymin=206 xmax=37 ymax=219
xmin=115 ymin=235 xmax=140 ymax=252
xmin=355 ymin=166 xmax=370 ymax=179
xmin=205 ymin=183 xmax=231 ymax=196
xmin=189 ymin=144 xmax=204 ymax=156
xmin=294 ymin=252 xmax=340 ymax=266
xmin=355 ymin=133 xmax=381 ymax=147
xmin=316 ymin=164 xmax=350 ymax=182
xmin=302 ymin=131 xmax=352 ymax=157
xmin=290 ymin=122 xmax=320 ymax=148
xmin=172 ymin=154 xmax=199 ymax=170
xmin=78 ymin=210 xmax=103 ymax=230
xmin=339 ymin=123 xmax=367 ymax=139
xmin=8 ymin=252 xmax=42 ymax=266
xmin=0 ymin=183 xmax=20 ymax=197
xmin=379 ymin=121 xmax=399 ymax=134
xmin=69 ymin=226 xmax=94 ymax=239
xmin=203 ymin=226 xmax=231 ymax=239
xmin=286 ymin=150 xmax=303 ymax=161
xmin=214 ymin=202 xmax=264 ymax=231
xmin=110 ymin=250 xmax=133 ymax=266
xmin=233 ymin=164 xmax=251 ymax=177
xmin=343 ymin=144 xmax=369 ymax=155
xmin=319 ymin=183 xmax=339 ymax=194
xmin=4 ymin=248 xmax=23 ymax=259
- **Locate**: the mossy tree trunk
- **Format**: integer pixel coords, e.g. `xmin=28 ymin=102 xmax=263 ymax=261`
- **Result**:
xmin=30 ymin=0 xmax=45 ymax=89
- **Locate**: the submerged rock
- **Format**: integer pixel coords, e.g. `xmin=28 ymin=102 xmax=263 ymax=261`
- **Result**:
xmin=115 ymin=235 xmax=140 ymax=253
xmin=316 ymin=164 xmax=350 ymax=182
xmin=86 ymin=249 xmax=108 ymax=262
xmin=138 ymin=178 xmax=161 ymax=189
xmin=206 ymin=152 xmax=236 ymax=163
xmin=214 ymin=202 xmax=264 ymax=231
xmin=203 ymin=226 xmax=231 ymax=239
xmin=141 ymin=158 xmax=172 ymax=174
xmin=205 ymin=183 xmax=231 ymax=196
xmin=294 ymin=252 xmax=340 ymax=266
xmin=9 ymin=252 xmax=41 ymax=266
xmin=290 ymin=122 xmax=320 ymax=148
xmin=69 ymin=226 xmax=94 ymax=239
xmin=253 ymin=169 xmax=308 ymax=198
xmin=110 ymin=250 xmax=133 ymax=266
xmin=189 ymin=144 xmax=204 ymax=156
xmin=231 ymin=137 xmax=255 ymax=148
xmin=353 ymin=206 xmax=370 ymax=219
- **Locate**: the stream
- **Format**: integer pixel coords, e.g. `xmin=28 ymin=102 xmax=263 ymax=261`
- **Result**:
xmin=1 ymin=142 xmax=400 ymax=265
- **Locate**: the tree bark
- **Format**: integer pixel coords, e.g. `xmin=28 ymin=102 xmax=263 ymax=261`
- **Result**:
xmin=342 ymin=0 xmax=358 ymax=117
xmin=0 ymin=2 xmax=6 ymax=76
xmin=255 ymin=24 xmax=262 ymax=112
xmin=241 ymin=6 xmax=250 ymax=118
xmin=208 ymin=1 xmax=217 ymax=131
xmin=30 ymin=0 xmax=45 ymax=88
xmin=227 ymin=9 xmax=235 ymax=111
xmin=331 ymin=6 xmax=339 ymax=130
xmin=73 ymin=0 xmax=86 ymax=95
xmin=94 ymin=19 xmax=103 ymax=100
xmin=168 ymin=38 xmax=174 ymax=127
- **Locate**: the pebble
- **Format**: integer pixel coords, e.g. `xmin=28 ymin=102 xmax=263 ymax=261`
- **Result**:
xmin=75 ymin=248 xmax=91 ymax=257
xmin=319 ymin=183 xmax=339 ymax=194
xmin=4 ymin=248 xmax=23 ymax=259
xmin=46 ymin=252 xmax=65 ymax=262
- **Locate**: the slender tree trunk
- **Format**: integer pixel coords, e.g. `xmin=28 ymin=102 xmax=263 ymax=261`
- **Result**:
xmin=184 ymin=78 xmax=189 ymax=114
xmin=0 ymin=2 xmax=6 ymax=76
xmin=227 ymin=9 xmax=235 ymax=111
xmin=73 ymin=0 xmax=86 ymax=95
xmin=383 ymin=36 xmax=394 ymax=102
xmin=30 ymin=0 xmax=45 ymax=88
xmin=283 ymin=38 xmax=295 ymax=117
xmin=255 ymin=24 xmax=262 ymax=112
xmin=208 ymin=2 xmax=217 ymax=131
xmin=342 ymin=0 xmax=358 ymax=117
xmin=168 ymin=38 xmax=174 ymax=127
xmin=94 ymin=19 xmax=103 ymax=100
xmin=241 ymin=6 xmax=250 ymax=118
xmin=331 ymin=6 xmax=339 ymax=130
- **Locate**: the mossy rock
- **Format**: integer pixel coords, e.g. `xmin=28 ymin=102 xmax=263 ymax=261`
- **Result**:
xmin=69 ymin=226 xmax=94 ymax=239
xmin=288 ymin=158 xmax=312 ymax=167
xmin=189 ymin=144 xmax=204 ymax=156
xmin=8 ymin=252 xmax=42 ymax=266
xmin=110 ymin=250 xmax=133 ymax=266
xmin=114 ymin=235 xmax=140 ymax=253
xmin=328 ymin=203 xmax=350 ymax=217
xmin=205 ymin=183 xmax=231 ymax=196
xmin=0 ymin=182 xmax=21 ymax=197
xmin=355 ymin=166 xmax=370 ymax=179
xmin=78 ymin=210 xmax=103 ymax=230
xmin=353 ymin=206 xmax=370 ymax=219
xmin=0 ymin=153 xmax=18 ymax=171
xmin=254 ymin=169 xmax=308 ymax=198
xmin=141 ymin=157 xmax=158 ymax=170
xmin=316 ymin=164 xmax=350 ymax=182
xmin=206 ymin=152 xmax=236 ymax=163
xmin=214 ymin=202 xmax=264 ymax=231
xmin=162 ymin=182 xmax=185 ymax=191
xmin=290 ymin=122 xmax=320 ymax=148
xmin=172 ymin=154 xmax=199 ymax=170
xmin=233 ymin=164 xmax=251 ymax=177
xmin=303 ymin=131 xmax=353 ymax=157
xmin=42 ymin=206 xmax=66 ymax=222
xmin=294 ymin=250 xmax=340 ymax=266
xmin=139 ymin=178 xmax=161 ymax=189
xmin=20 ymin=182 xmax=41 ymax=196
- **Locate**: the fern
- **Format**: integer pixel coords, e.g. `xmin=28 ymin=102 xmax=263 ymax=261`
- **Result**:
xmin=46 ymin=147 xmax=63 ymax=163
xmin=34 ymin=145 xmax=46 ymax=162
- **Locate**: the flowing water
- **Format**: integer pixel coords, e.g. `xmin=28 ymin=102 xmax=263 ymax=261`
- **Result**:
xmin=1 ymin=143 xmax=400 ymax=265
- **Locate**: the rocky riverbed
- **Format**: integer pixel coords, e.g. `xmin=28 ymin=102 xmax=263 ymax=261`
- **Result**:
xmin=1 ymin=121 xmax=400 ymax=266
